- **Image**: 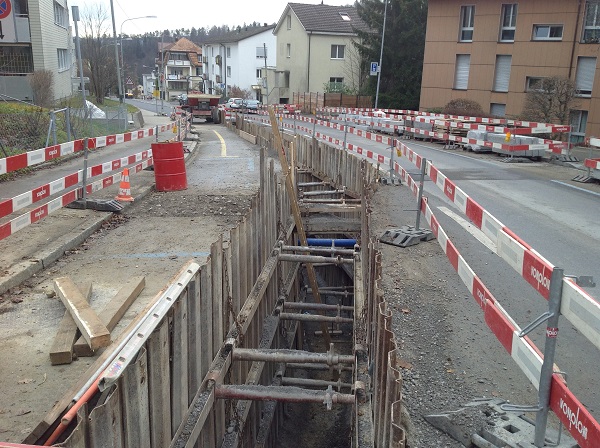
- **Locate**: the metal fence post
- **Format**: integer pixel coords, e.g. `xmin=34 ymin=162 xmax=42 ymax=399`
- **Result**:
xmin=45 ymin=112 xmax=54 ymax=147
xmin=81 ymin=137 xmax=89 ymax=209
xmin=389 ymin=138 xmax=395 ymax=184
xmin=66 ymin=107 xmax=72 ymax=141
xmin=415 ymin=158 xmax=426 ymax=231
xmin=534 ymin=267 xmax=565 ymax=447
xmin=156 ymin=125 xmax=159 ymax=142
xmin=52 ymin=111 xmax=58 ymax=145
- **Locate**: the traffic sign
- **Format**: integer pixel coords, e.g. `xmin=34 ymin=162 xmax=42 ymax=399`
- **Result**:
xmin=0 ymin=0 xmax=12 ymax=19
xmin=370 ymin=61 xmax=379 ymax=76
xmin=125 ymin=76 xmax=133 ymax=85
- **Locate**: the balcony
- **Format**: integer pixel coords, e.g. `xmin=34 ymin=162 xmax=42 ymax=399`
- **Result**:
xmin=167 ymin=60 xmax=191 ymax=67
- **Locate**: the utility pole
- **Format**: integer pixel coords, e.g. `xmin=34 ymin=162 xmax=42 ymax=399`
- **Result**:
xmin=109 ymin=0 xmax=123 ymax=102
xmin=375 ymin=0 xmax=388 ymax=109
xmin=160 ymin=31 xmax=165 ymax=115
xmin=263 ymin=42 xmax=268 ymax=104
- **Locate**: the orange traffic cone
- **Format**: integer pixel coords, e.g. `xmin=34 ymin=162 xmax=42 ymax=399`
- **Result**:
xmin=115 ymin=168 xmax=134 ymax=202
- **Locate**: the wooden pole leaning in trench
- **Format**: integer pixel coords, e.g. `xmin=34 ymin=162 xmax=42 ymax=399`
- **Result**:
xmin=268 ymin=107 xmax=332 ymax=346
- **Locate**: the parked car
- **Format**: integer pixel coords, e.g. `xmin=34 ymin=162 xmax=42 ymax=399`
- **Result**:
xmin=225 ymin=98 xmax=243 ymax=109
xmin=178 ymin=93 xmax=188 ymax=105
xmin=242 ymin=99 xmax=262 ymax=113
xmin=124 ymin=92 xmax=134 ymax=99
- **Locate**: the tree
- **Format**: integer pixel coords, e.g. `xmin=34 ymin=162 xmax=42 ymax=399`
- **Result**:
xmin=228 ymin=85 xmax=253 ymax=99
xmin=28 ymin=70 xmax=54 ymax=108
xmin=521 ymin=76 xmax=579 ymax=125
xmin=354 ymin=0 xmax=428 ymax=110
xmin=79 ymin=4 xmax=115 ymax=103
xmin=443 ymin=98 xmax=484 ymax=117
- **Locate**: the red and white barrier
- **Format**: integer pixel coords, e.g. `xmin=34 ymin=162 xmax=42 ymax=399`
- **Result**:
xmin=0 ymin=150 xmax=153 ymax=243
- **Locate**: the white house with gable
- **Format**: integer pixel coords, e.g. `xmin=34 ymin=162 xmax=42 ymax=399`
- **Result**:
xmin=202 ymin=24 xmax=276 ymax=101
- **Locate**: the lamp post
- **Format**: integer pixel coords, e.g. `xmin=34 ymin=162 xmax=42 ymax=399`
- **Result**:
xmin=374 ymin=0 xmax=388 ymax=109
xmin=119 ymin=15 xmax=157 ymax=100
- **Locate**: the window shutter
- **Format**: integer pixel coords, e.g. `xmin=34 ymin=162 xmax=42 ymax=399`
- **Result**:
xmin=493 ymin=55 xmax=512 ymax=92
xmin=454 ymin=54 xmax=471 ymax=90
xmin=490 ymin=103 xmax=506 ymax=117
xmin=576 ymin=57 xmax=597 ymax=94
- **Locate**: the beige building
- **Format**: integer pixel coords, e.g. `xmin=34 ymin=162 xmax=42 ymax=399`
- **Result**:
xmin=0 ymin=0 xmax=74 ymax=103
xmin=271 ymin=2 xmax=368 ymax=104
xmin=420 ymin=0 xmax=600 ymax=142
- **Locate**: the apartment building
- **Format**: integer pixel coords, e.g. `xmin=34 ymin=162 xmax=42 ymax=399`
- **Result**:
xmin=0 ymin=0 xmax=73 ymax=103
xmin=158 ymin=37 xmax=203 ymax=101
xmin=201 ymin=25 xmax=276 ymax=101
xmin=271 ymin=2 xmax=368 ymax=104
xmin=420 ymin=1 xmax=600 ymax=142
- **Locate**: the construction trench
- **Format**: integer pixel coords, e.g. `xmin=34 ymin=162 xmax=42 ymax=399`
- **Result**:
xmin=24 ymin=114 xmax=405 ymax=447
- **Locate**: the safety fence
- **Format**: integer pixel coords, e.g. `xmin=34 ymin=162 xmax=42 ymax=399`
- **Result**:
xmin=16 ymin=112 xmax=406 ymax=447
xmin=242 ymin=112 xmax=600 ymax=447
xmin=291 ymin=92 xmax=372 ymax=114
xmin=0 ymin=116 xmax=189 ymax=244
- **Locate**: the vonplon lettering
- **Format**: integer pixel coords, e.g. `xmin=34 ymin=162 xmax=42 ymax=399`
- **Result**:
xmin=34 ymin=210 xmax=45 ymax=218
xmin=36 ymin=189 xmax=47 ymax=198
xmin=530 ymin=266 xmax=550 ymax=290
xmin=560 ymin=398 xmax=588 ymax=439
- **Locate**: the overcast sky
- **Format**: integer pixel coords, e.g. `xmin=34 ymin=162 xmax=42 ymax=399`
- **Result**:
xmin=70 ymin=0 xmax=355 ymax=35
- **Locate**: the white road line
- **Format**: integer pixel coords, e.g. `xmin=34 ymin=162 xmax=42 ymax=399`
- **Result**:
xmin=550 ymin=180 xmax=600 ymax=198
xmin=438 ymin=206 xmax=497 ymax=253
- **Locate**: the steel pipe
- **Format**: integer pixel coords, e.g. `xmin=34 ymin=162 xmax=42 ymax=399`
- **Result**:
xmin=300 ymin=189 xmax=344 ymax=197
xmin=281 ymin=377 xmax=353 ymax=390
xmin=232 ymin=348 xmax=354 ymax=366
xmin=280 ymin=244 xmax=355 ymax=256
xmin=279 ymin=312 xmax=353 ymax=324
xmin=297 ymin=181 xmax=330 ymax=187
xmin=284 ymin=302 xmax=354 ymax=312
xmin=214 ymin=384 xmax=355 ymax=405
xmin=287 ymin=362 xmax=353 ymax=372
xmin=306 ymin=289 xmax=353 ymax=297
xmin=278 ymin=253 xmax=354 ymax=265
xmin=300 ymin=198 xmax=361 ymax=204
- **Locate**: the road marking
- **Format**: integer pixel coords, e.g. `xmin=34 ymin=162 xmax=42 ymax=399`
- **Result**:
xmin=438 ymin=206 xmax=497 ymax=252
xmin=550 ymin=180 xmax=600 ymax=198
xmin=214 ymin=130 xmax=226 ymax=157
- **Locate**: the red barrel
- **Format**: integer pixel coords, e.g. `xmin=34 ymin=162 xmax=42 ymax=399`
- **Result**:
xmin=151 ymin=141 xmax=187 ymax=191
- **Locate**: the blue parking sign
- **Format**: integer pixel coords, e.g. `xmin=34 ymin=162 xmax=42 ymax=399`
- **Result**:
xmin=370 ymin=62 xmax=378 ymax=76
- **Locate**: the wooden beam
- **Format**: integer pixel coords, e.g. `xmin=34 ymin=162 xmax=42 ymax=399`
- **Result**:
xmin=268 ymin=107 xmax=331 ymax=346
xmin=49 ymin=283 xmax=92 ymax=365
xmin=73 ymin=277 xmax=145 ymax=357
xmin=54 ymin=277 xmax=111 ymax=351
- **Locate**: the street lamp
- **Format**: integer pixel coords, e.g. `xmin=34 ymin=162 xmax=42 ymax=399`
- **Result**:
xmin=120 ymin=16 xmax=157 ymax=100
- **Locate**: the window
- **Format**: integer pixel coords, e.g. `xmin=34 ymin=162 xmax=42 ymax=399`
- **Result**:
xmin=584 ymin=1 xmax=600 ymax=42
xmin=459 ymin=5 xmax=475 ymax=42
xmin=57 ymin=48 xmax=69 ymax=71
xmin=493 ymin=55 xmax=512 ymax=92
xmin=256 ymin=46 xmax=267 ymax=59
xmin=454 ymin=54 xmax=471 ymax=90
xmin=575 ymin=56 xmax=597 ymax=96
xmin=53 ymin=1 xmax=67 ymax=27
xmin=287 ymin=15 xmax=292 ymax=29
xmin=256 ymin=69 xmax=262 ymax=78
xmin=500 ymin=4 xmax=518 ymax=42
xmin=490 ymin=103 xmax=506 ymax=117
xmin=533 ymin=25 xmax=563 ymax=40
xmin=331 ymin=45 xmax=345 ymax=59
xmin=339 ymin=13 xmax=351 ymax=21
xmin=329 ymin=77 xmax=344 ymax=92
xmin=570 ymin=110 xmax=588 ymax=143
xmin=526 ymin=76 xmax=546 ymax=91
xmin=226 ymin=47 xmax=231 ymax=58
xmin=227 ymin=66 xmax=231 ymax=77
xmin=286 ymin=43 xmax=291 ymax=58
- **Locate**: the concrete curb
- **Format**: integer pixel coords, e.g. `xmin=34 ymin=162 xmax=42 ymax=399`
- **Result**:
xmin=0 ymin=137 xmax=199 ymax=296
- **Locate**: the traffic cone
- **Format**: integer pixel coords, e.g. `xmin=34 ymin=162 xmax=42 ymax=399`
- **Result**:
xmin=115 ymin=168 xmax=134 ymax=202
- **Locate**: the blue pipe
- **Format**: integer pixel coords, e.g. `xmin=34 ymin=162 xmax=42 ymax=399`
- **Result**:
xmin=304 ymin=238 xmax=357 ymax=247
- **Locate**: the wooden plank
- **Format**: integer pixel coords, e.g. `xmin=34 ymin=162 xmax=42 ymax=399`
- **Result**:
xmin=54 ymin=277 xmax=110 ymax=351
xmin=49 ymin=283 xmax=92 ymax=365
xmin=73 ymin=277 xmax=145 ymax=357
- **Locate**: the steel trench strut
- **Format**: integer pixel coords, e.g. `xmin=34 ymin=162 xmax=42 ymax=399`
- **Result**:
xmin=232 ymin=347 xmax=355 ymax=366
xmin=283 ymin=302 xmax=354 ymax=312
xmin=215 ymin=384 xmax=355 ymax=406
xmin=278 ymin=312 xmax=354 ymax=324
xmin=277 ymin=253 xmax=354 ymax=265
xmin=279 ymin=244 xmax=356 ymax=256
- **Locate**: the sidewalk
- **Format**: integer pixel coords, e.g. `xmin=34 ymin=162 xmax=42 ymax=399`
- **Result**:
xmin=0 ymin=109 xmax=197 ymax=295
